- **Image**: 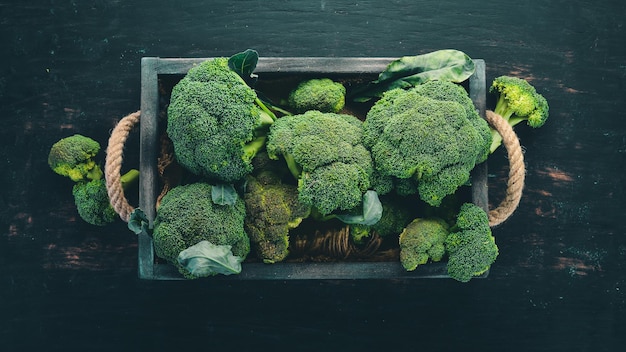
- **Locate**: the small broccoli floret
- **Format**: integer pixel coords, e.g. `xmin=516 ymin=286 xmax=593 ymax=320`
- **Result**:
xmin=48 ymin=134 xmax=103 ymax=182
xmin=363 ymin=87 xmax=490 ymax=207
xmin=167 ymin=57 xmax=276 ymax=183
xmin=152 ymin=182 xmax=250 ymax=279
xmin=399 ymin=217 xmax=449 ymax=271
xmin=72 ymin=179 xmax=117 ymax=226
xmin=489 ymin=76 xmax=549 ymax=152
xmin=266 ymin=110 xmax=373 ymax=215
xmin=244 ymin=172 xmax=311 ymax=263
xmin=71 ymin=169 xmax=139 ymax=226
xmin=445 ymin=203 xmax=498 ymax=282
xmin=288 ymin=78 xmax=346 ymax=114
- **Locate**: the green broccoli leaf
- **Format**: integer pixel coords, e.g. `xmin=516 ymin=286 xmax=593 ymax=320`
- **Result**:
xmin=335 ymin=190 xmax=383 ymax=226
xmin=128 ymin=208 xmax=151 ymax=236
xmin=211 ymin=184 xmax=239 ymax=206
xmin=351 ymin=49 xmax=475 ymax=102
xmin=228 ymin=49 xmax=259 ymax=80
xmin=177 ymin=240 xmax=243 ymax=277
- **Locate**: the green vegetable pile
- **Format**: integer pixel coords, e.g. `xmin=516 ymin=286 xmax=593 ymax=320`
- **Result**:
xmin=91 ymin=49 xmax=548 ymax=281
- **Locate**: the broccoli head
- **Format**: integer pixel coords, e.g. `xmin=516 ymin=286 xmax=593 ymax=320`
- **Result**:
xmin=363 ymin=87 xmax=490 ymax=207
xmin=288 ymin=78 xmax=346 ymax=113
xmin=244 ymin=172 xmax=311 ymax=263
xmin=48 ymin=134 xmax=103 ymax=182
xmin=399 ymin=217 xmax=449 ymax=271
xmin=413 ymin=80 xmax=492 ymax=163
xmin=72 ymin=179 xmax=117 ymax=226
xmin=266 ymin=110 xmax=373 ymax=215
xmin=167 ymin=57 xmax=276 ymax=183
xmin=445 ymin=203 xmax=498 ymax=282
xmin=489 ymin=76 xmax=549 ymax=152
xmin=152 ymin=182 xmax=250 ymax=278
xmin=71 ymin=169 xmax=139 ymax=226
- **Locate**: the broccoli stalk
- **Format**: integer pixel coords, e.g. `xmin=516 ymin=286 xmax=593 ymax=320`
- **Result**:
xmin=489 ymin=76 xmax=549 ymax=153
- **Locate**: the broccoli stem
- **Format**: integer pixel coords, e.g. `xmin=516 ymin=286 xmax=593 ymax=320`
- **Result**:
xmin=242 ymin=136 xmax=267 ymax=163
xmin=490 ymin=95 xmax=516 ymax=153
xmin=255 ymin=97 xmax=277 ymax=121
xmin=120 ymin=169 xmax=140 ymax=190
xmin=283 ymin=152 xmax=302 ymax=180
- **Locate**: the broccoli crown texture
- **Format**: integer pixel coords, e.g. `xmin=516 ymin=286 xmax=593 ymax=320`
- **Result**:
xmin=152 ymin=183 xmax=250 ymax=277
xmin=445 ymin=203 xmax=498 ymax=282
xmin=167 ymin=58 xmax=272 ymax=182
xmin=266 ymin=110 xmax=373 ymax=215
xmin=48 ymin=134 xmax=103 ymax=182
xmin=490 ymin=76 xmax=549 ymax=128
xmin=288 ymin=78 xmax=346 ymax=114
xmin=244 ymin=172 xmax=311 ymax=263
xmin=413 ymin=80 xmax=492 ymax=163
xmin=399 ymin=217 xmax=449 ymax=271
xmin=363 ymin=87 xmax=490 ymax=206
xmin=72 ymin=179 xmax=117 ymax=226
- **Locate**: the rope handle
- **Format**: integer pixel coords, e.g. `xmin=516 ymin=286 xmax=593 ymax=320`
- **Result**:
xmin=485 ymin=110 xmax=525 ymax=227
xmin=105 ymin=111 xmax=140 ymax=222
xmin=104 ymin=110 xmax=525 ymax=227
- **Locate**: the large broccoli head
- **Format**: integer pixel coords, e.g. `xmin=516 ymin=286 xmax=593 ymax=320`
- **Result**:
xmin=152 ymin=182 xmax=250 ymax=278
xmin=363 ymin=86 xmax=490 ymax=207
xmin=266 ymin=110 xmax=373 ymax=215
xmin=167 ymin=58 xmax=274 ymax=182
xmin=244 ymin=172 xmax=311 ymax=263
xmin=445 ymin=203 xmax=498 ymax=282
xmin=48 ymin=134 xmax=103 ymax=182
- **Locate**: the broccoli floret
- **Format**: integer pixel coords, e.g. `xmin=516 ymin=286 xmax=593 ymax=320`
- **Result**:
xmin=244 ymin=172 xmax=311 ymax=263
xmin=288 ymin=78 xmax=346 ymax=113
xmin=445 ymin=203 xmax=498 ymax=282
xmin=167 ymin=57 xmax=276 ymax=183
xmin=413 ymin=80 xmax=492 ymax=163
xmin=489 ymin=76 xmax=549 ymax=152
xmin=399 ymin=217 xmax=449 ymax=271
xmin=363 ymin=87 xmax=490 ymax=207
xmin=48 ymin=134 xmax=103 ymax=182
xmin=266 ymin=110 xmax=373 ymax=215
xmin=152 ymin=182 xmax=250 ymax=279
xmin=71 ymin=169 xmax=139 ymax=226
xmin=72 ymin=180 xmax=117 ymax=226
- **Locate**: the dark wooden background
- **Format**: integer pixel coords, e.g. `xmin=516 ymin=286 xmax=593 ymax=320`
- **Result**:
xmin=1 ymin=0 xmax=624 ymax=350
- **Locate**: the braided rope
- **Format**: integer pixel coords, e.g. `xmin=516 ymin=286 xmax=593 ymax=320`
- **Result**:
xmin=105 ymin=111 xmax=141 ymax=222
xmin=485 ymin=110 xmax=526 ymax=227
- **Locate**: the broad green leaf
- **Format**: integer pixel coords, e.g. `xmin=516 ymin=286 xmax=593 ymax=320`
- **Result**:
xmin=351 ymin=49 xmax=475 ymax=102
xmin=211 ymin=184 xmax=238 ymax=206
xmin=177 ymin=241 xmax=243 ymax=277
xmin=228 ymin=49 xmax=259 ymax=79
xmin=128 ymin=208 xmax=151 ymax=236
xmin=335 ymin=190 xmax=383 ymax=226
